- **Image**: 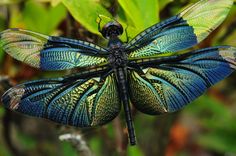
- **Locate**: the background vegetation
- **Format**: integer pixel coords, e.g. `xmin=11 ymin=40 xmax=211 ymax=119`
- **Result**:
xmin=0 ymin=0 xmax=236 ymax=156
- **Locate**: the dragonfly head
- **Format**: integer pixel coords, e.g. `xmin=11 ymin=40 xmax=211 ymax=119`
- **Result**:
xmin=100 ymin=21 xmax=123 ymax=39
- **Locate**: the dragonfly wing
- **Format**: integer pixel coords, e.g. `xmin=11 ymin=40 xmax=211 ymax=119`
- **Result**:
xmin=1 ymin=73 xmax=121 ymax=127
xmin=127 ymin=0 xmax=233 ymax=58
xmin=0 ymin=28 xmax=108 ymax=70
xmin=128 ymin=46 xmax=236 ymax=114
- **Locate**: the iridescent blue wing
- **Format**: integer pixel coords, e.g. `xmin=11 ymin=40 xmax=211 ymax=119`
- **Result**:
xmin=128 ymin=46 xmax=236 ymax=114
xmin=0 ymin=28 xmax=108 ymax=70
xmin=1 ymin=73 xmax=121 ymax=127
xmin=127 ymin=0 xmax=233 ymax=58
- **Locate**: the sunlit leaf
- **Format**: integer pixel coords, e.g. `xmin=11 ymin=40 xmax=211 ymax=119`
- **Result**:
xmin=61 ymin=0 xmax=112 ymax=35
xmin=118 ymin=0 xmax=159 ymax=30
xmin=159 ymin=0 xmax=173 ymax=10
xmin=51 ymin=0 xmax=61 ymax=6
xmin=22 ymin=1 xmax=66 ymax=34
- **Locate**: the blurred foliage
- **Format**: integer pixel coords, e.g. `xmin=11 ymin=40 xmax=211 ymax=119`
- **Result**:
xmin=8 ymin=1 xmax=66 ymax=34
xmin=184 ymin=95 xmax=236 ymax=153
xmin=22 ymin=1 xmax=66 ymax=34
xmin=0 ymin=0 xmax=236 ymax=156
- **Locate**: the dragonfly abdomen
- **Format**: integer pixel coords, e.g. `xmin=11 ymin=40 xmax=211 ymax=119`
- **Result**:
xmin=115 ymin=67 xmax=136 ymax=145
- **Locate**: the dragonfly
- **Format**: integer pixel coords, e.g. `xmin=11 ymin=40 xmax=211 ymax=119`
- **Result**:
xmin=1 ymin=0 xmax=236 ymax=145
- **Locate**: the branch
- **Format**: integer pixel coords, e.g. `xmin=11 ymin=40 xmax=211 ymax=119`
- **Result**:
xmin=59 ymin=133 xmax=93 ymax=156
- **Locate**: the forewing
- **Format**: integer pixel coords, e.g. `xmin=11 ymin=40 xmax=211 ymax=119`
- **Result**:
xmin=0 ymin=29 xmax=108 ymax=70
xmin=128 ymin=46 xmax=236 ymax=114
xmin=127 ymin=0 xmax=233 ymax=58
xmin=1 ymin=73 xmax=121 ymax=127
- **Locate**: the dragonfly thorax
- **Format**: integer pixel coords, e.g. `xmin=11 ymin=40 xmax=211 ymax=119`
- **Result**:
xmin=108 ymin=47 xmax=127 ymax=68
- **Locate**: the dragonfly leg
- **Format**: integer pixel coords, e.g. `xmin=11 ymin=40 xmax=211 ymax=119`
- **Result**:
xmin=124 ymin=25 xmax=131 ymax=44
xmin=97 ymin=15 xmax=103 ymax=33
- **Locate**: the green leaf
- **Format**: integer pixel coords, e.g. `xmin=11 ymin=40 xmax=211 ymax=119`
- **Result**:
xmin=51 ymin=0 xmax=61 ymax=6
xmin=61 ymin=0 xmax=112 ymax=35
xmin=117 ymin=0 xmax=142 ymax=27
xmin=22 ymin=1 xmax=66 ymax=34
xmin=132 ymin=0 xmax=159 ymax=27
xmin=159 ymin=0 xmax=173 ymax=10
xmin=118 ymin=20 xmax=140 ymax=41
xmin=117 ymin=0 xmax=160 ymax=40
xmin=118 ymin=0 xmax=159 ymax=30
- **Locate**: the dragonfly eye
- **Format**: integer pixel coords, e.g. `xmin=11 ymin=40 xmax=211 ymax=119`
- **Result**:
xmin=101 ymin=22 xmax=123 ymax=39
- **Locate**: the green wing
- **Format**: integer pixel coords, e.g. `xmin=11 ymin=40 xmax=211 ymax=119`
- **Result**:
xmin=2 ymin=73 xmax=121 ymax=127
xmin=0 ymin=29 xmax=108 ymax=70
xmin=127 ymin=0 xmax=233 ymax=58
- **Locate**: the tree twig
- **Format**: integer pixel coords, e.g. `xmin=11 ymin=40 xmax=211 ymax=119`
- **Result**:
xmin=59 ymin=133 xmax=93 ymax=156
